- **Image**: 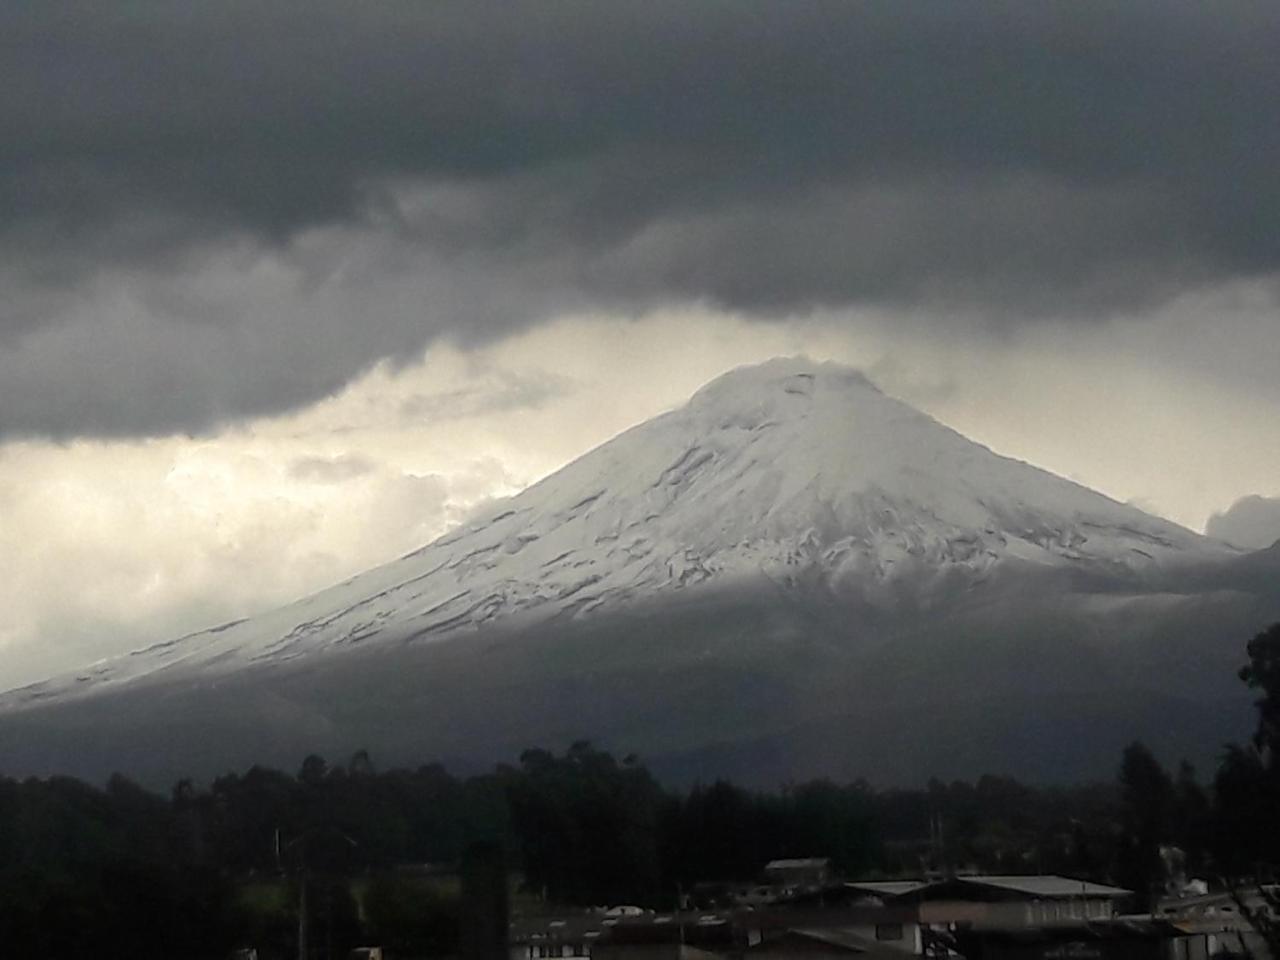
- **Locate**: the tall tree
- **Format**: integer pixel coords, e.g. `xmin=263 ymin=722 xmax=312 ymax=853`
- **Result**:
xmin=1227 ymin=623 xmax=1280 ymax=955
xmin=506 ymin=742 xmax=665 ymax=906
xmin=1241 ymin=622 xmax=1280 ymax=766
xmin=1172 ymin=762 xmax=1210 ymax=875
xmin=1117 ymin=741 xmax=1174 ymax=910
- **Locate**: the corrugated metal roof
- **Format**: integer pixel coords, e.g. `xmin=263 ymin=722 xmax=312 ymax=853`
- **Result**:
xmin=955 ymin=876 xmax=1131 ymax=898
xmin=844 ymin=880 xmax=930 ymax=898
xmin=846 ymin=875 xmax=1130 ymax=900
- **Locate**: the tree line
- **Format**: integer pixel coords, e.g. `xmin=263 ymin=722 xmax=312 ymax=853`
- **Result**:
xmin=0 ymin=622 xmax=1277 ymax=958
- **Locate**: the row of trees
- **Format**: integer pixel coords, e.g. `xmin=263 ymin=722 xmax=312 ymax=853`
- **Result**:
xmin=1114 ymin=621 xmax=1280 ymax=955
xmin=0 ymin=622 xmax=1277 ymax=957
xmin=0 ymin=744 xmax=1222 ymax=957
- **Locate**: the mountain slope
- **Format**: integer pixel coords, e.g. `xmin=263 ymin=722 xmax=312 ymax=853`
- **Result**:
xmin=0 ymin=358 xmax=1271 ymax=786
xmin=1 ymin=358 xmax=1225 ymax=708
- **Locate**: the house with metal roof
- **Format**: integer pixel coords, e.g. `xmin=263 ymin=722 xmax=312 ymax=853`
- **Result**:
xmin=844 ymin=875 xmax=1131 ymax=928
xmin=954 ymin=917 xmax=1222 ymax=960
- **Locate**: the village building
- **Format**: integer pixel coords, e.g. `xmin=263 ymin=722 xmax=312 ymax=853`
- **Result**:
xmin=508 ymin=874 xmax=1258 ymax=960
xmin=956 ymin=917 xmax=1218 ymax=960
xmin=1156 ymin=885 xmax=1275 ymax=958
xmin=845 ymin=875 xmax=1130 ymax=928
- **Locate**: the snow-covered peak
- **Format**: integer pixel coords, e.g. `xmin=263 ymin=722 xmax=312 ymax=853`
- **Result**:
xmin=494 ymin=355 xmax=1198 ymax=556
xmin=505 ymin=357 xmax=930 ymax=518
xmin=0 ymin=358 xmax=1232 ymax=707
xmin=685 ymin=356 xmax=881 ymax=409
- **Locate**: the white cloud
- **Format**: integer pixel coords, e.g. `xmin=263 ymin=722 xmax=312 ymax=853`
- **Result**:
xmin=1207 ymin=496 xmax=1280 ymax=549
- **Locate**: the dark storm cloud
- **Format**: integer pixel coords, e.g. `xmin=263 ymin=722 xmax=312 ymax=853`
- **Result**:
xmin=2 ymin=0 xmax=1278 ymax=436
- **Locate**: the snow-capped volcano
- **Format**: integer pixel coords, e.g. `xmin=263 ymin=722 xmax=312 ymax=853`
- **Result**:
xmin=1 ymin=358 xmax=1226 ymax=708
xmin=2 ymin=359 xmax=1273 ymax=788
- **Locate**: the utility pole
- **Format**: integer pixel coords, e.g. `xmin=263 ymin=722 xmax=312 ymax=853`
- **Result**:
xmin=677 ymin=883 xmax=685 ymax=948
xmin=298 ymin=844 xmax=309 ymax=960
xmin=281 ymin=824 xmax=356 ymax=960
xmin=326 ymin=885 xmax=334 ymax=960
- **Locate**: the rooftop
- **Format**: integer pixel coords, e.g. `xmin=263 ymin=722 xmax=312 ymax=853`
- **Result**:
xmin=844 ymin=880 xmax=931 ymax=898
xmin=765 ymin=858 xmax=831 ymax=870
xmin=847 ymin=875 xmax=1130 ymax=901
xmin=960 ymin=876 xmax=1131 ymax=899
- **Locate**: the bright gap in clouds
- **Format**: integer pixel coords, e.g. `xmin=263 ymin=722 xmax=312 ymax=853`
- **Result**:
xmin=2 ymin=307 xmax=1277 ymax=688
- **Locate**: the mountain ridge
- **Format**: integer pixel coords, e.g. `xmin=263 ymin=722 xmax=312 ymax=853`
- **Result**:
xmin=0 ymin=357 xmax=1272 ymax=788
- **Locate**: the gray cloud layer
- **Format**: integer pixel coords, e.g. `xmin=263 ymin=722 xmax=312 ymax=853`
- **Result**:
xmin=2 ymin=1 xmax=1279 ymax=437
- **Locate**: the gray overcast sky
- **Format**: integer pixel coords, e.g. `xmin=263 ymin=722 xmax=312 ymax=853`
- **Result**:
xmin=1 ymin=1 xmax=1278 ymax=684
